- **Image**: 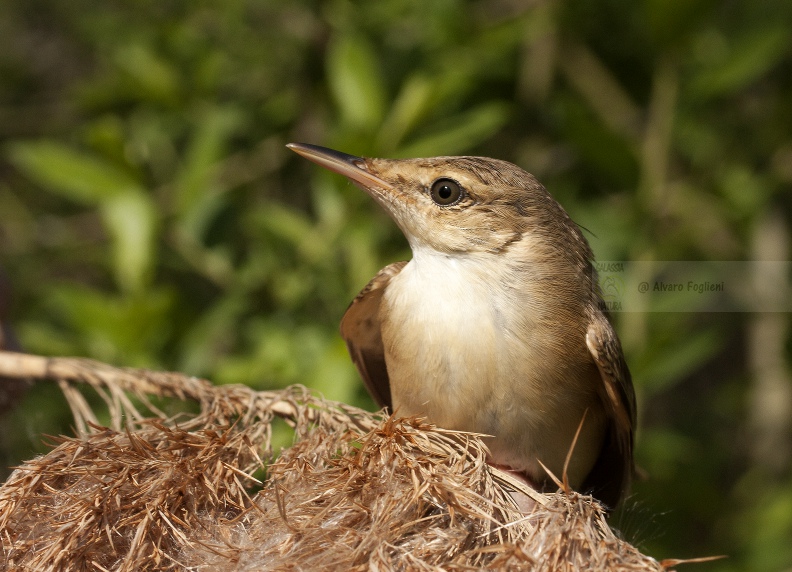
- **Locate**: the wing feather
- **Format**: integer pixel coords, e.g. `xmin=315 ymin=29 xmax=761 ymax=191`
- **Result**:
xmin=340 ymin=261 xmax=407 ymax=410
xmin=584 ymin=312 xmax=637 ymax=508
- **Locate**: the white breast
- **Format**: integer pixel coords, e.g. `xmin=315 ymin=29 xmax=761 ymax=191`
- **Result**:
xmin=382 ymin=247 xmax=533 ymax=432
xmin=380 ymin=245 xmax=606 ymax=484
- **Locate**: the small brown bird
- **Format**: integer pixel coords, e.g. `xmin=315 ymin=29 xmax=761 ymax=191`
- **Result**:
xmin=287 ymin=143 xmax=636 ymax=508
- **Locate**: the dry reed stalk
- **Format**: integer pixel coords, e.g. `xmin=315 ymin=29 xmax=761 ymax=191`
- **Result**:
xmin=0 ymin=351 xmax=671 ymax=571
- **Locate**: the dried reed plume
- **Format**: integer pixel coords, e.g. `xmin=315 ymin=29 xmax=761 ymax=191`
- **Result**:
xmin=0 ymin=351 xmax=676 ymax=571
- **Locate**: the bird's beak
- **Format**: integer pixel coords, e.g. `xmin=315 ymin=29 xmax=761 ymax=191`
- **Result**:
xmin=286 ymin=143 xmax=393 ymax=190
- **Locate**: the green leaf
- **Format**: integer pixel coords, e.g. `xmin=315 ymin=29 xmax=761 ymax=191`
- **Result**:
xmin=7 ymin=141 xmax=141 ymax=204
xmin=645 ymin=0 xmax=717 ymax=47
xmin=100 ymin=190 xmax=159 ymax=293
xmin=396 ymin=102 xmax=511 ymax=157
xmin=718 ymin=165 xmax=771 ymax=216
xmin=115 ymin=44 xmax=181 ymax=105
xmin=174 ymin=105 xmax=242 ymax=217
xmin=690 ymin=26 xmax=790 ymax=99
xmin=377 ymin=73 xmax=436 ymax=151
xmin=308 ymin=337 xmax=360 ymax=404
xmin=634 ymin=327 xmax=723 ymax=393
xmin=178 ymin=292 xmax=250 ymax=376
xmin=553 ymin=95 xmax=639 ymax=187
xmin=45 ymin=284 xmax=174 ymax=366
xmin=253 ymin=201 xmax=314 ymax=247
xmin=326 ymin=33 xmax=386 ymax=130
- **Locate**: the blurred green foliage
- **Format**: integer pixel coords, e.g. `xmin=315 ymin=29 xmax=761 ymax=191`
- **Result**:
xmin=1 ymin=0 xmax=791 ymax=569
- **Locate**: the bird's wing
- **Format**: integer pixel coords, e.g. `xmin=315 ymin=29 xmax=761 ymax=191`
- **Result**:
xmin=584 ymin=312 xmax=637 ymax=508
xmin=340 ymin=261 xmax=407 ymax=410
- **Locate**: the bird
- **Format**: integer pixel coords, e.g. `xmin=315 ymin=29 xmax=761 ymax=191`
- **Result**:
xmin=287 ymin=142 xmax=636 ymax=509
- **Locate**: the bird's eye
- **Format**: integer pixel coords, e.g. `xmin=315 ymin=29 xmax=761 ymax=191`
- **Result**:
xmin=429 ymin=178 xmax=463 ymax=206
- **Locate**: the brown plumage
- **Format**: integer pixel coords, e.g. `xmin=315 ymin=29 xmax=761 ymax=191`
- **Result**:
xmin=288 ymin=143 xmax=636 ymax=509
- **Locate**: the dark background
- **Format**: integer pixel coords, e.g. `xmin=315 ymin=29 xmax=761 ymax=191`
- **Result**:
xmin=1 ymin=1 xmax=791 ymax=569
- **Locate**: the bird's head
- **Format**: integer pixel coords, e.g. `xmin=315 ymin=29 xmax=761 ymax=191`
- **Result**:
xmin=287 ymin=143 xmax=589 ymax=261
